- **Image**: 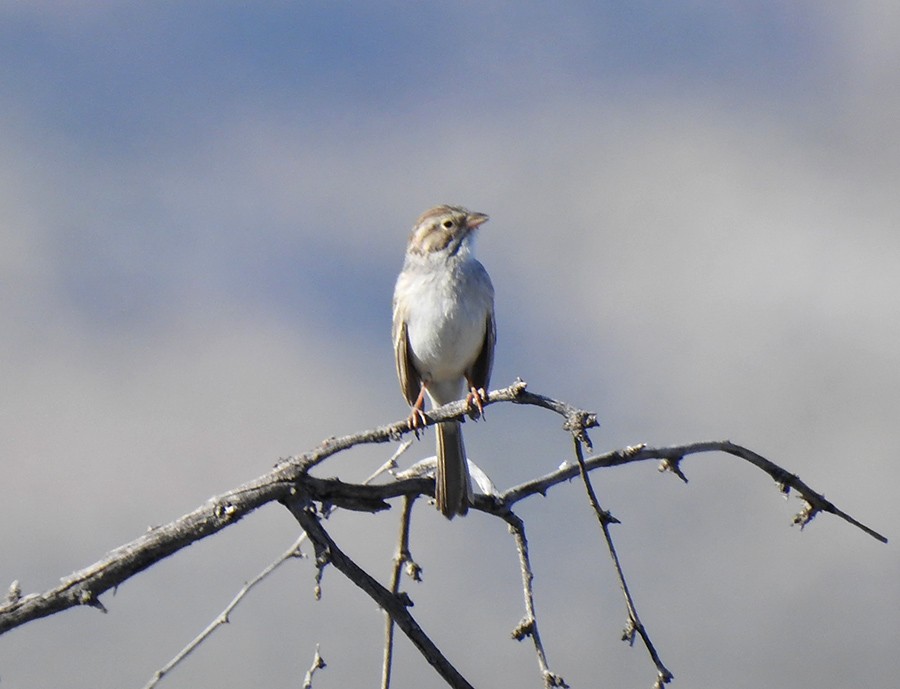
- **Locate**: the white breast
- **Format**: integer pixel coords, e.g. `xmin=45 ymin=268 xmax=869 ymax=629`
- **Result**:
xmin=396 ymin=253 xmax=493 ymax=405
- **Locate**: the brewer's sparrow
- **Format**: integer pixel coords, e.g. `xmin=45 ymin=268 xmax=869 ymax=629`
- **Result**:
xmin=392 ymin=205 xmax=496 ymax=518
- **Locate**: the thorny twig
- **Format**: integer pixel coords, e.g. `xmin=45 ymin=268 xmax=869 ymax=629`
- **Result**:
xmin=141 ymin=535 xmax=307 ymax=689
xmin=382 ymin=494 xmax=419 ymax=689
xmin=142 ymin=442 xmax=411 ymax=689
xmin=302 ymin=645 xmax=327 ymax=689
xmin=286 ymin=496 xmax=476 ymax=689
xmin=506 ymin=512 xmax=569 ymax=688
xmin=573 ymin=438 xmax=674 ymax=688
xmin=498 ymin=440 xmax=887 ymax=543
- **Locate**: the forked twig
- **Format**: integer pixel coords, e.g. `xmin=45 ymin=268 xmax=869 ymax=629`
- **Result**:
xmin=142 ymin=443 xmax=411 ymax=689
xmin=302 ymin=645 xmax=327 ymax=689
xmin=286 ymin=496 xmax=476 ymax=689
xmin=140 ymin=534 xmax=306 ymax=689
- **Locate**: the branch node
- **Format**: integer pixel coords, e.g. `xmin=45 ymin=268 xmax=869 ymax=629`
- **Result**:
xmin=623 ymin=443 xmax=647 ymax=457
xmin=511 ymin=616 xmax=535 ymax=641
xmin=213 ymin=501 xmax=238 ymax=522
xmin=302 ymin=644 xmax=326 ymax=689
xmin=563 ymin=412 xmax=598 ymax=451
xmin=621 ymin=618 xmax=637 ymax=646
xmin=653 ymin=668 xmax=675 ymax=687
xmin=312 ymin=547 xmax=331 ymax=601
xmin=543 ymin=670 xmax=570 ymax=688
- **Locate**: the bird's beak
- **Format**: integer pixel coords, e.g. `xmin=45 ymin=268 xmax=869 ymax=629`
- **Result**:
xmin=466 ymin=212 xmax=489 ymax=229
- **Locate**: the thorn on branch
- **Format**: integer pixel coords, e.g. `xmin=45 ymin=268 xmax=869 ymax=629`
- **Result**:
xmin=793 ymin=500 xmax=819 ymax=530
xmin=6 ymin=581 xmax=21 ymax=605
xmin=658 ymin=456 xmax=688 ymax=483
xmin=600 ymin=509 xmax=621 ymax=526
xmin=404 ymin=560 xmax=422 ymax=582
xmin=78 ymin=589 xmax=107 ymax=613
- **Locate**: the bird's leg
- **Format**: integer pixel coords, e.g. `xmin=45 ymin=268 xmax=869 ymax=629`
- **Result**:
xmin=407 ymin=383 xmax=428 ymax=432
xmin=465 ymin=379 xmax=488 ymax=420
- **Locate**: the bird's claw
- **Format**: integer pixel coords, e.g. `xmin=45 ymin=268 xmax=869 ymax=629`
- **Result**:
xmin=465 ymin=386 xmax=488 ymax=420
xmin=407 ymin=406 xmax=428 ymax=431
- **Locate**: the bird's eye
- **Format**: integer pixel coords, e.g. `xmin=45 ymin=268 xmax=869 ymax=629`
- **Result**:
xmin=442 ymin=219 xmax=454 ymax=229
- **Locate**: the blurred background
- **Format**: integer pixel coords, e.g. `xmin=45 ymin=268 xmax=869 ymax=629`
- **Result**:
xmin=1 ymin=2 xmax=897 ymax=687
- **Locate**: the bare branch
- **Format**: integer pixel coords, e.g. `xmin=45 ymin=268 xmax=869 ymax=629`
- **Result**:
xmin=499 ymin=441 xmax=887 ymax=543
xmin=572 ymin=438 xmax=673 ymax=686
xmin=1 ymin=383 xmax=885 ymax=644
xmin=285 ymin=496 xmax=476 ymax=689
xmin=0 ymin=480 xmax=285 ymax=635
xmin=0 ymin=384 xmax=527 ymax=636
xmin=505 ymin=512 xmax=569 ymax=688
xmin=505 ymin=384 xmax=600 ymax=450
xmin=142 ymin=535 xmax=306 ymax=689
xmin=382 ymin=495 xmax=418 ymax=689
xmin=142 ymin=442 xmax=407 ymax=688
xmin=301 ymin=380 xmax=534 ymax=473
xmin=302 ymin=645 xmax=327 ymax=689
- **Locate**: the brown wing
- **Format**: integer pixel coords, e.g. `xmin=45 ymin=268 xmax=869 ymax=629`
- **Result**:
xmin=394 ymin=319 xmax=422 ymax=406
xmin=466 ymin=313 xmax=496 ymax=392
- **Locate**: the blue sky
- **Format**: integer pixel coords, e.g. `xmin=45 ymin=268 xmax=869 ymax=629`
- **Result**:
xmin=2 ymin=3 xmax=898 ymax=688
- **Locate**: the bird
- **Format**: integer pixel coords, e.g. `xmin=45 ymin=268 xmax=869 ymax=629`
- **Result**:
xmin=392 ymin=205 xmax=496 ymax=518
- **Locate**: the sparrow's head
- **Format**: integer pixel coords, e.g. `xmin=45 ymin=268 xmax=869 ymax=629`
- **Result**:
xmin=407 ymin=205 xmax=489 ymax=257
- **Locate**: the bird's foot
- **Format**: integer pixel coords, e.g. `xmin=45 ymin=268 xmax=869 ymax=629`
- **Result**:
xmin=465 ymin=386 xmax=488 ymax=420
